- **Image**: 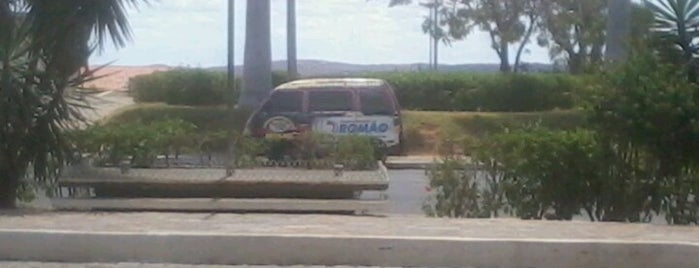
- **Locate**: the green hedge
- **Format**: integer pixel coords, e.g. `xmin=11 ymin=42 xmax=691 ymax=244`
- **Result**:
xmin=129 ymin=69 xmax=581 ymax=111
xmin=129 ymin=69 xmax=289 ymax=106
xmin=367 ymin=72 xmax=582 ymax=112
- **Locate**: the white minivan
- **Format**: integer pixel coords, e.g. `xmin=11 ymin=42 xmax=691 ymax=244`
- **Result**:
xmin=244 ymin=78 xmax=404 ymax=155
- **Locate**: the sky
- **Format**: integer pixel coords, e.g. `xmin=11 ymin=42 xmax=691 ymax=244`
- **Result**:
xmin=90 ymin=0 xmax=552 ymax=67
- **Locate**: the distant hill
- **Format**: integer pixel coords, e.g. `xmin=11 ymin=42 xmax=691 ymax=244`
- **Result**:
xmin=87 ymin=60 xmax=554 ymax=91
xmin=209 ymin=59 xmax=554 ymax=76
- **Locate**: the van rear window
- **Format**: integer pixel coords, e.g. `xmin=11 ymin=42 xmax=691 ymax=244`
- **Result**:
xmin=265 ymin=91 xmax=303 ymax=113
xmin=309 ymin=91 xmax=353 ymax=112
xmin=359 ymin=89 xmax=394 ymax=115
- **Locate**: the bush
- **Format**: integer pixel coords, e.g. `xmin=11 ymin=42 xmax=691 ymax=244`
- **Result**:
xmin=588 ymin=50 xmax=699 ymax=224
xmin=129 ymin=69 xmax=290 ymax=106
xmin=104 ymin=104 xmax=249 ymax=133
xmin=424 ymin=127 xmax=601 ymax=220
xmin=425 ymin=122 xmax=699 ymax=224
xmin=367 ymin=72 xmax=581 ymax=112
xmin=79 ymin=119 xmax=199 ymax=167
xmin=130 ymin=69 xmax=579 ymax=111
xmin=424 ymin=51 xmax=699 ymax=225
xmin=129 ymin=69 xmax=228 ymax=106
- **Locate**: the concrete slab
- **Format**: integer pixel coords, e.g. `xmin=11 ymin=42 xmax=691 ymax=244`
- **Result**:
xmin=0 ymin=213 xmax=698 ymax=268
xmin=384 ymin=156 xmax=473 ymax=170
xmin=385 ymin=156 xmax=438 ymax=170
xmin=50 ymin=198 xmax=387 ymax=213
xmin=0 ymin=230 xmax=696 ymax=268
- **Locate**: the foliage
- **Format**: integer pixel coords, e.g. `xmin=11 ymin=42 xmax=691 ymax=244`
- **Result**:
xmin=107 ymin=104 xmax=585 ymax=156
xmin=332 ymin=135 xmax=382 ymax=169
xmin=129 ymin=69 xmax=289 ymax=106
xmin=130 ymin=70 xmax=581 ymax=112
xmin=589 ymin=50 xmax=699 ymax=169
xmin=423 ymin=156 xmax=491 ymax=218
xmin=425 ymin=127 xmax=661 ymax=222
xmin=388 ymin=0 xmax=541 ymax=73
xmin=129 ymin=69 xmax=229 ymax=106
xmin=104 ymin=104 xmax=250 ymax=133
xmin=75 ymin=120 xmax=382 ymax=170
xmin=0 ymin=0 xmax=144 ymax=208
xmin=75 ymin=119 xmax=198 ymax=167
xmin=424 ymin=47 xmax=699 ymax=225
xmin=368 ymin=72 xmax=580 ymax=111
xmin=588 ymin=49 xmax=699 ymax=224
xmin=537 ymin=0 xmax=607 ymax=74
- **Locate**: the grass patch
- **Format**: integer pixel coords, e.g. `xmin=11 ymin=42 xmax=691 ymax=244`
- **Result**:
xmin=102 ymin=103 xmax=249 ymax=133
xmin=105 ymin=104 xmax=585 ymax=155
xmin=402 ymin=110 xmax=585 ymax=154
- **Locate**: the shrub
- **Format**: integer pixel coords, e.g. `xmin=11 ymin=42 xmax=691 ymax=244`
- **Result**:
xmin=332 ymin=135 xmax=381 ymax=169
xmin=424 ymin=51 xmax=699 ymax=224
xmin=423 ymin=157 xmax=488 ymax=218
xmin=76 ymin=119 xmax=198 ymax=167
xmin=129 ymin=69 xmax=290 ymax=106
xmin=424 ymin=128 xmax=601 ymax=220
xmin=489 ymin=128 xmax=603 ymax=220
xmin=104 ymin=104 xmax=246 ymax=133
xmin=424 ymin=123 xmax=699 ymax=224
xmin=587 ymin=50 xmax=699 ymax=224
xmin=129 ymin=69 xmax=228 ymax=106
xmin=367 ymin=72 xmax=581 ymax=112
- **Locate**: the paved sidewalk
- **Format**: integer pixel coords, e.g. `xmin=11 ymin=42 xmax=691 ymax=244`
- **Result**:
xmin=0 ymin=263 xmax=398 ymax=268
xmin=1 ymin=212 xmax=697 ymax=268
xmin=0 ymin=211 xmax=696 ymax=243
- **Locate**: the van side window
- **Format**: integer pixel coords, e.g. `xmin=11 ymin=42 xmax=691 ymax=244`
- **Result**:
xmin=265 ymin=91 xmax=303 ymax=113
xmin=359 ymin=89 xmax=394 ymax=115
xmin=309 ymin=91 xmax=353 ymax=112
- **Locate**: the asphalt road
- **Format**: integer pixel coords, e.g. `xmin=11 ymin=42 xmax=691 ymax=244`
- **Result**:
xmin=383 ymin=170 xmax=429 ymax=215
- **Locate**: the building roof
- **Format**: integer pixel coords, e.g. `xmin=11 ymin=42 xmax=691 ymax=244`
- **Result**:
xmin=275 ymin=78 xmax=385 ymax=90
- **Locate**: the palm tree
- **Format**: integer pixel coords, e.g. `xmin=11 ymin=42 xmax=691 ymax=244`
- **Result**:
xmin=645 ymin=0 xmax=699 ymax=62
xmin=606 ymin=0 xmax=632 ymax=62
xmin=0 ymin=0 xmax=144 ymax=208
xmin=287 ymin=0 xmax=298 ymax=79
xmin=645 ymin=0 xmax=699 ymax=80
xmin=239 ymin=0 xmax=272 ymax=110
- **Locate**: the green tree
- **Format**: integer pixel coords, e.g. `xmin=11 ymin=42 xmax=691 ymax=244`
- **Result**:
xmin=389 ymin=0 xmax=542 ymax=73
xmin=538 ymin=0 xmax=607 ymax=74
xmin=0 ymin=0 xmax=143 ymax=208
xmin=239 ymin=0 xmax=272 ymax=110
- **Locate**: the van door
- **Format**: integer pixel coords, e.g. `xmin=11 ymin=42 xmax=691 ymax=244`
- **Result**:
xmin=311 ymin=88 xmax=400 ymax=148
xmin=248 ymin=90 xmax=306 ymax=137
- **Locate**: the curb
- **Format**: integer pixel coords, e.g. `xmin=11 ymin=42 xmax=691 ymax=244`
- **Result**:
xmin=384 ymin=161 xmax=435 ymax=170
xmin=1 ymin=230 xmax=697 ymax=268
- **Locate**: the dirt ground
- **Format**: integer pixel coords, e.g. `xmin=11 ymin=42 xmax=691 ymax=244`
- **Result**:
xmin=84 ymin=65 xmax=171 ymax=91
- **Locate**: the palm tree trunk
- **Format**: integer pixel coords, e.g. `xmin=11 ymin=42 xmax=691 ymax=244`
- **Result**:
xmin=499 ymin=42 xmax=511 ymax=73
xmin=0 ymin=166 xmax=18 ymax=209
xmin=605 ymin=0 xmax=631 ymax=62
xmin=287 ymin=0 xmax=298 ymax=79
xmin=239 ymin=0 xmax=272 ymax=111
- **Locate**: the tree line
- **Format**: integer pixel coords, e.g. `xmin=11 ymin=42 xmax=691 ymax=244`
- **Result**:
xmin=387 ymin=0 xmax=641 ymax=74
